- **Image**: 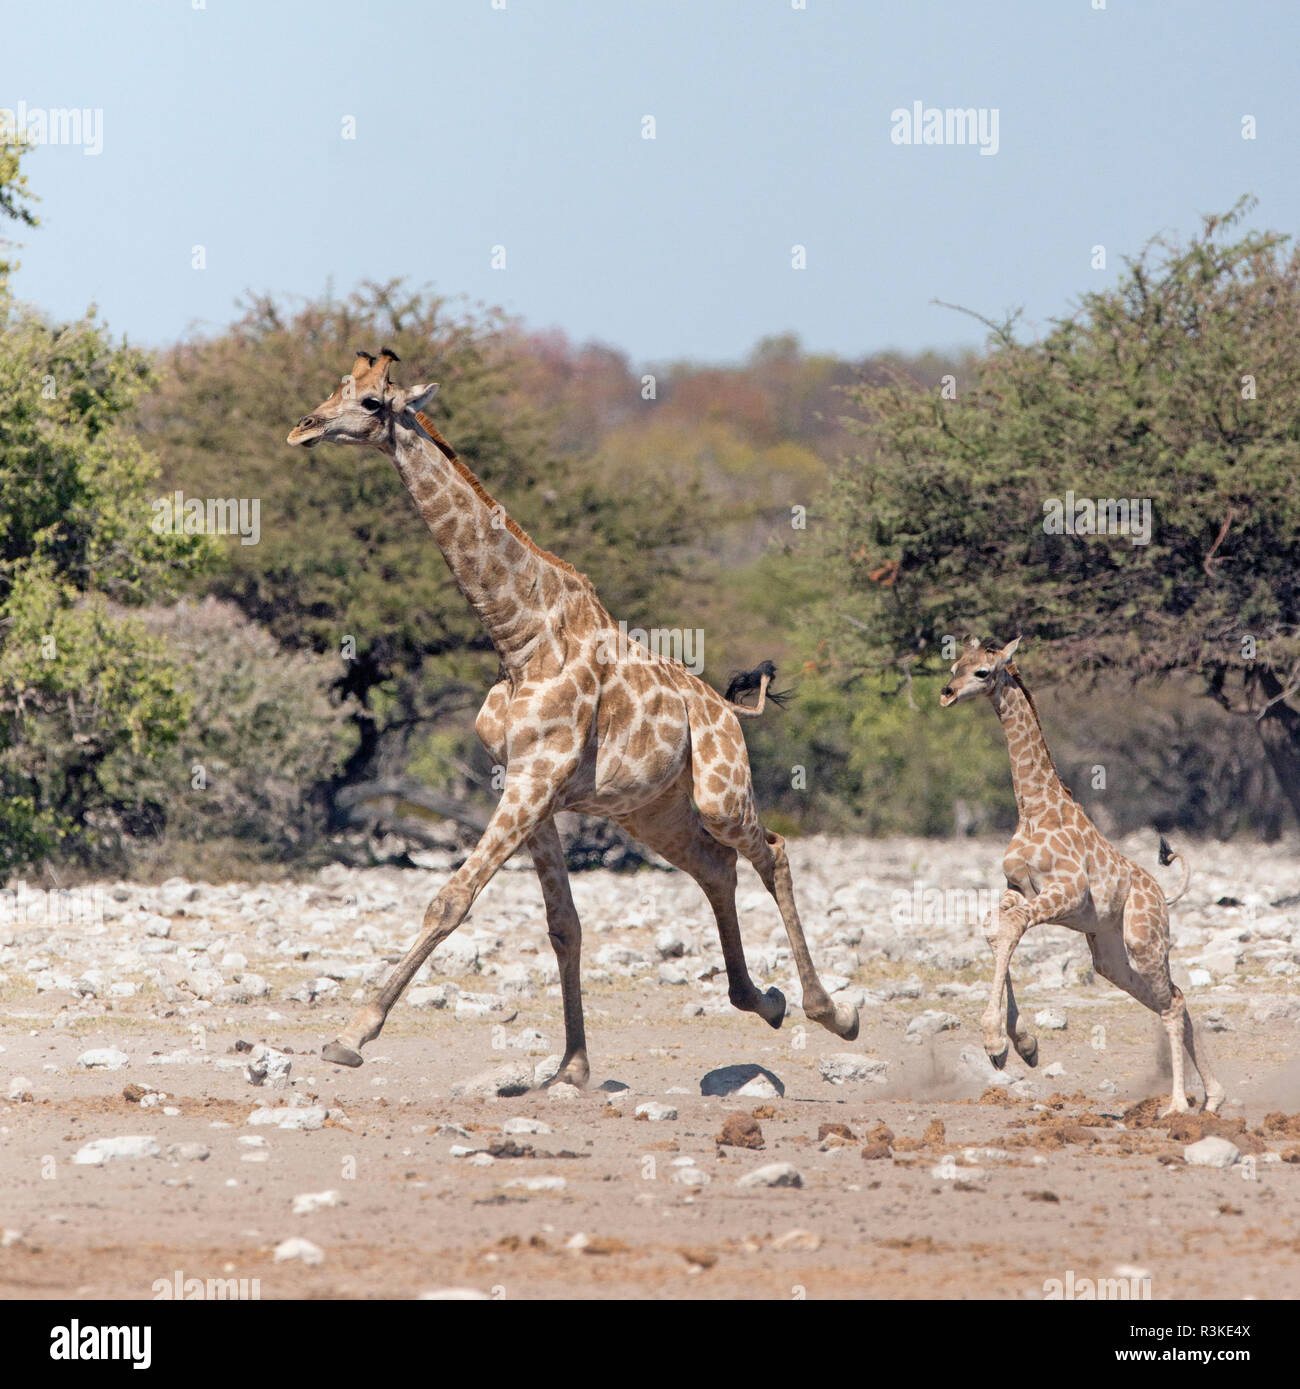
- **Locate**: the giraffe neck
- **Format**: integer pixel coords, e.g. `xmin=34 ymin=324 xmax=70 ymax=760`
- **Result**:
xmin=990 ymin=675 xmax=1068 ymax=819
xmin=386 ymin=414 xmax=555 ymax=663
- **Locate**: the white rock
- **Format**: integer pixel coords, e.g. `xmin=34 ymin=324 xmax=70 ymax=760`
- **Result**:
xmin=819 ymin=1054 xmax=888 ymax=1086
xmin=1183 ymin=1136 xmax=1240 ymax=1169
xmin=419 ymin=1287 xmax=490 ymax=1300
xmin=502 ymin=1116 xmax=552 ymax=1136
xmin=450 ymin=1060 xmax=534 ymax=1099
xmin=245 ymin=1045 xmax=292 ymax=1088
xmin=408 ymin=983 xmax=457 ymax=1010
xmin=657 ymin=963 xmax=688 ymax=986
xmin=905 ymin=1010 xmax=961 ymax=1042
xmin=1034 ymin=1009 xmax=1068 ymax=1030
xmin=1043 ymin=1062 xmax=1066 ymax=1078
xmin=503 ymin=1175 xmax=566 ymax=1192
xmin=273 ymin=1237 xmax=324 ymax=1265
xmin=77 ymin=1048 xmax=130 ymax=1071
xmin=72 ymin=1135 xmax=160 ymax=1165
xmin=165 ymin=1142 xmax=210 ymax=1162
xmin=7 ymin=1075 xmax=33 ymax=1101
xmin=634 ymin=1102 xmax=678 ymax=1122
xmin=292 ymin=1190 xmax=340 ymax=1214
xmin=737 ymin=1162 xmax=803 ymax=1189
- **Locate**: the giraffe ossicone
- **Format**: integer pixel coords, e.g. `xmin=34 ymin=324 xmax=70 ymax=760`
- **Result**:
xmin=287 ymin=351 xmax=858 ymax=1083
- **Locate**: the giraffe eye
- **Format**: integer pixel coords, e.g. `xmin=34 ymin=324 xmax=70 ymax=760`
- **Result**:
xmin=975 ymin=668 xmax=990 ymax=678
xmin=361 ymin=396 xmax=383 ymax=411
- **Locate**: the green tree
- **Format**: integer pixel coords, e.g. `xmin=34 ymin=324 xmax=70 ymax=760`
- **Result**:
xmin=0 ymin=145 xmax=209 ymax=873
xmin=825 ymin=199 xmax=1300 ymax=826
xmin=136 ymin=282 xmax=711 ymax=818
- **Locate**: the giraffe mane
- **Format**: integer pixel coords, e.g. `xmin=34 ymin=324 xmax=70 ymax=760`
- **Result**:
xmin=412 ymin=411 xmax=584 ymax=581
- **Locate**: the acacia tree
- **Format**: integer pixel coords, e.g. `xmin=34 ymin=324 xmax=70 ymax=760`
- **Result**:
xmin=0 ymin=142 xmax=209 ymax=871
xmin=137 ymin=282 xmax=710 ymax=824
xmin=825 ymin=199 xmax=1300 ymax=823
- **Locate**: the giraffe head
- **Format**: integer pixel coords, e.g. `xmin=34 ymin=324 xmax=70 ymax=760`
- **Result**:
xmin=286 ymin=348 xmax=439 ymax=450
xmin=938 ymin=635 xmax=1021 ymax=706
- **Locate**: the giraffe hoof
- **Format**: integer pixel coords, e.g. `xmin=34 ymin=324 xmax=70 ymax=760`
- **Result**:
xmin=986 ymin=1044 xmax=1009 ymax=1070
xmin=758 ymin=987 xmax=786 ymax=1029
xmin=831 ymin=1001 xmax=860 ymax=1042
xmin=321 ymin=1041 xmax=364 ymax=1068
xmin=1014 ymin=1034 xmax=1039 ymax=1067
xmin=1204 ymin=1087 xmax=1227 ymax=1115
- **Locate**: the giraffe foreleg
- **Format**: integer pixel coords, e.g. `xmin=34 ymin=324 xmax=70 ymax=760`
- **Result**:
xmin=322 ymin=770 xmax=561 ymax=1068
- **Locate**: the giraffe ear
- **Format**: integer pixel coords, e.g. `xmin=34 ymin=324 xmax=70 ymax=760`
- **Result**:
xmin=391 ymin=383 xmax=439 ymax=415
xmin=998 ymin=635 xmax=1022 ymax=665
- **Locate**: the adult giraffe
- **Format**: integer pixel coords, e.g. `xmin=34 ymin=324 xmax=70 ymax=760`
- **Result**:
xmin=287 ymin=349 xmax=858 ymax=1083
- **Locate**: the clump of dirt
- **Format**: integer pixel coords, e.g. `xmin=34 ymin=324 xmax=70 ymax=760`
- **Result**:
xmin=1042 ymin=1091 xmax=1093 ymax=1110
xmin=818 ymin=1122 xmax=855 ymax=1142
xmin=892 ymin=1136 xmax=923 ymax=1153
xmin=1261 ymin=1112 xmax=1300 ymax=1138
xmin=751 ymin=1105 xmax=777 ymax=1120
xmin=1026 ymin=1190 xmax=1060 ymax=1202
xmin=1281 ymin=1147 xmax=1300 ymax=1164
xmin=717 ymin=1113 xmax=764 ymax=1149
xmin=978 ymin=1087 xmax=1022 ymax=1107
xmin=861 ymin=1140 xmax=892 ymax=1160
xmin=582 ymin=1237 xmax=629 ymax=1256
xmin=1163 ymin=1113 xmax=1265 ymax=1155
xmin=922 ymin=1119 xmax=946 ymax=1148
xmin=122 ymin=1084 xmax=149 ymax=1103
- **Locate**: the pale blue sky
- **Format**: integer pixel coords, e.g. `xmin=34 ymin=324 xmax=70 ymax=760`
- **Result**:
xmin=3 ymin=0 xmax=1297 ymax=363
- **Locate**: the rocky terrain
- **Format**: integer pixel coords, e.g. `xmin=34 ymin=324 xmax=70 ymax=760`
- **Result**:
xmin=1 ymin=833 xmax=1298 ymax=1300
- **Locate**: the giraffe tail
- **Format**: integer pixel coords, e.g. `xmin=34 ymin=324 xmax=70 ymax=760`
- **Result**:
xmin=723 ymin=660 xmax=794 ymax=718
xmin=1158 ymin=835 xmax=1191 ymax=906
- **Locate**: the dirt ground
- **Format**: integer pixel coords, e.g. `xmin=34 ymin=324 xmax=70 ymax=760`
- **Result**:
xmin=2 ymin=833 xmax=1298 ymax=1301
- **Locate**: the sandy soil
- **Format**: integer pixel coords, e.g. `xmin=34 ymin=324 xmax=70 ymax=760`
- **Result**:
xmin=1 ymin=833 xmax=1298 ymax=1301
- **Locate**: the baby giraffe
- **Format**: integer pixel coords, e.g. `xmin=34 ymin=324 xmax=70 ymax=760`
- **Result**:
xmin=940 ymin=636 xmax=1224 ymax=1116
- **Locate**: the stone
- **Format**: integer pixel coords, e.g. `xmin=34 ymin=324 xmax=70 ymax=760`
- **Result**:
xmin=656 ymin=963 xmax=688 ymax=986
xmin=273 ymin=1237 xmax=324 ymax=1265
xmin=700 ymin=1064 xmax=785 ymax=1099
xmin=736 ymin=1162 xmax=803 ymax=1189
xmin=502 ymin=1116 xmax=552 ymax=1136
xmin=449 ymin=1060 xmax=534 ymax=1099
xmin=503 ymin=1175 xmax=566 ymax=1192
xmin=77 ymin=1048 xmax=130 ymax=1071
xmin=7 ymin=1075 xmax=33 ymax=1101
xmin=634 ymin=1102 xmax=678 ymax=1122
xmin=72 ymin=1136 xmax=160 ymax=1165
xmin=165 ymin=1142 xmax=211 ymax=1162
xmin=905 ymin=1010 xmax=960 ymax=1042
xmin=1183 ymin=1136 xmax=1240 ymax=1169
xmin=819 ymin=1054 xmax=888 ymax=1085
xmin=408 ymin=983 xmax=457 ymax=1010
xmin=771 ymin=1228 xmax=821 ymax=1252
xmin=419 ymin=1288 xmax=491 ymax=1300
xmin=1034 ymin=1009 xmax=1068 ymax=1030
xmin=245 ymin=1045 xmax=292 ymax=1088
xmin=292 ymin=1190 xmax=340 ymax=1214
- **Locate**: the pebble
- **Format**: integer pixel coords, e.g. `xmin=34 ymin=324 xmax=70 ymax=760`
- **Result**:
xmin=737 ymin=1163 xmax=803 ymax=1189
xmin=165 ymin=1142 xmax=210 ymax=1162
xmin=818 ymin=1054 xmax=888 ymax=1085
xmin=292 ymin=1190 xmax=340 ymax=1214
xmin=1034 ymin=1009 xmax=1068 ymax=1030
xmin=905 ymin=1010 xmax=961 ymax=1042
xmin=247 ymin=1105 xmax=326 ymax=1131
xmin=273 ymin=1237 xmax=324 ymax=1265
xmin=245 ymin=1045 xmax=292 ymax=1088
xmin=504 ymin=1175 xmax=566 ymax=1192
xmin=449 ymin=1060 xmax=534 ymax=1099
xmin=7 ymin=1076 xmax=33 ymax=1102
xmin=502 ymin=1117 xmax=552 ymax=1136
xmin=72 ymin=1136 xmax=161 ymax=1165
xmin=634 ymin=1102 xmax=678 ymax=1122
xmin=1183 ymin=1136 xmax=1241 ymax=1168
xmin=77 ymin=1048 xmax=130 ymax=1071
